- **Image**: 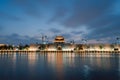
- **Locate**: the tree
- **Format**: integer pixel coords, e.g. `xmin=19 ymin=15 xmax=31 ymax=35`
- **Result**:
xmin=110 ymin=44 xmax=114 ymax=51
xmin=18 ymin=44 xmax=24 ymax=50
xmin=7 ymin=45 xmax=13 ymax=50
xmin=39 ymin=44 xmax=46 ymax=50
xmin=99 ymin=45 xmax=103 ymax=52
xmin=86 ymin=45 xmax=90 ymax=51
xmin=24 ymin=44 xmax=29 ymax=50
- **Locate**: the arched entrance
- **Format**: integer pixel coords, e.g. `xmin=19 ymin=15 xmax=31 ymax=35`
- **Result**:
xmin=57 ymin=46 xmax=62 ymax=50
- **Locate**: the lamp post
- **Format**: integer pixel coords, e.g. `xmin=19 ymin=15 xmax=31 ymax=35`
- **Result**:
xmin=116 ymin=37 xmax=120 ymax=50
xmin=116 ymin=37 xmax=120 ymax=45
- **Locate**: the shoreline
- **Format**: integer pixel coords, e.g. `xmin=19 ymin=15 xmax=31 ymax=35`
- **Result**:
xmin=0 ymin=50 xmax=120 ymax=54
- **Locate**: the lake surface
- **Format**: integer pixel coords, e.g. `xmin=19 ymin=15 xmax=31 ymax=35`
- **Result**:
xmin=0 ymin=52 xmax=120 ymax=80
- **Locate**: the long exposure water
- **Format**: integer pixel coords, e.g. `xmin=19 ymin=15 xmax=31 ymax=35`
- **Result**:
xmin=0 ymin=52 xmax=120 ymax=80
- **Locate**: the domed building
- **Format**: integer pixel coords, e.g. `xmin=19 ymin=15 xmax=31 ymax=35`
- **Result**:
xmin=53 ymin=36 xmax=65 ymax=50
xmin=54 ymin=36 xmax=65 ymax=43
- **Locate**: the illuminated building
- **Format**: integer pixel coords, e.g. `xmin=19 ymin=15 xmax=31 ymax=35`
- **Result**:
xmin=54 ymin=36 xmax=65 ymax=43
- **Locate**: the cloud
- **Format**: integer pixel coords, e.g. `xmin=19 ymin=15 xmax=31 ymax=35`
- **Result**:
xmin=12 ymin=0 xmax=41 ymax=17
xmin=48 ymin=0 xmax=116 ymax=28
xmin=110 ymin=0 xmax=120 ymax=15
xmin=49 ymin=28 xmax=61 ymax=33
xmin=71 ymin=31 xmax=84 ymax=35
xmin=0 ymin=11 xmax=21 ymax=21
xmin=60 ymin=33 xmax=72 ymax=39
xmin=0 ymin=25 xmax=5 ymax=34
xmin=0 ymin=0 xmax=119 ymax=44
xmin=69 ymin=0 xmax=114 ymax=26
xmin=48 ymin=6 xmax=69 ymax=23
xmin=0 ymin=25 xmax=3 ymax=31
xmin=85 ymin=14 xmax=120 ymax=39
xmin=0 ymin=33 xmax=41 ymax=45
xmin=47 ymin=0 xmax=120 ymax=43
xmin=46 ymin=0 xmax=120 ymax=43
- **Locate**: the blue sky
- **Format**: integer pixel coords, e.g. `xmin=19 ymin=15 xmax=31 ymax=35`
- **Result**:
xmin=0 ymin=0 xmax=120 ymax=45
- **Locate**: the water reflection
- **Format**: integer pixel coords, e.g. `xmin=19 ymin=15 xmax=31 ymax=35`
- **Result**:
xmin=28 ymin=52 xmax=38 ymax=66
xmin=119 ymin=57 xmax=120 ymax=76
xmin=0 ymin=52 xmax=120 ymax=80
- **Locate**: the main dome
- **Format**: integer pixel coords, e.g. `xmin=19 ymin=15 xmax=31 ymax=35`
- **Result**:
xmin=54 ymin=36 xmax=65 ymax=43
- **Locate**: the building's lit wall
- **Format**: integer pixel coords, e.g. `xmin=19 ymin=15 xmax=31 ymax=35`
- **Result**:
xmin=83 ymin=44 xmax=119 ymax=51
xmin=0 ymin=44 xmax=6 ymax=46
xmin=28 ymin=47 xmax=38 ymax=51
xmin=63 ymin=45 xmax=73 ymax=51
xmin=28 ymin=44 xmax=39 ymax=51
xmin=47 ymin=45 xmax=57 ymax=51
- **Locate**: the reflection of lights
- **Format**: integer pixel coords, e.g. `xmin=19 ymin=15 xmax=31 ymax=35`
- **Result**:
xmin=83 ymin=65 xmax=91 ymax=78
xmin=13 ymin=53 xmax=16 ymax=60
xmin=47 ymin=52 xmax=64 ymax=79
xmin=89 ymin=57 xmax=111 ymax=70
xmin=12 ymin=52 xmax=17 ymax=71
xmin=28 ymin=52 xmax=37 ymax=66
xmin=118 ymin=56 xmax=120 ymax=75
xmin=63 ymin=53 xmax=75 ymax=67
xmin=47 ymin=53 xmax=56 ymax=65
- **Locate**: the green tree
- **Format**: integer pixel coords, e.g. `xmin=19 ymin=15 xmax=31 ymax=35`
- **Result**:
xmin=24 ymin=44 xmax=29 ymax=50
xmin=110 ymin=44 xmax=114 ymax=51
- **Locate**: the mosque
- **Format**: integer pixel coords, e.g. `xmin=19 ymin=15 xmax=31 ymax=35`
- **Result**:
xmin=35 ymin=35 xmax=76 ymax=51
xmin=37 ymin=35 xmax=120 ymax=53
xmin=0 ymin=35 xmax=120 ymax=53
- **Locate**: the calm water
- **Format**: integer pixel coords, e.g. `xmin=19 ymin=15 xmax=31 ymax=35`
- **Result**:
xmin=0 ymin=52 xmax=120 ymax=80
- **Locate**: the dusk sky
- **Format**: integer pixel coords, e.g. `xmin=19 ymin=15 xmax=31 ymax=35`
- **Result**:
xmin=0 ymin=0 xmax=120 ymax=45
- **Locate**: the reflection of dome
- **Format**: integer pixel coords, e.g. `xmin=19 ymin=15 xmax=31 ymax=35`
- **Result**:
xmin=54 ymin=36 xmax=65 ymax=43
